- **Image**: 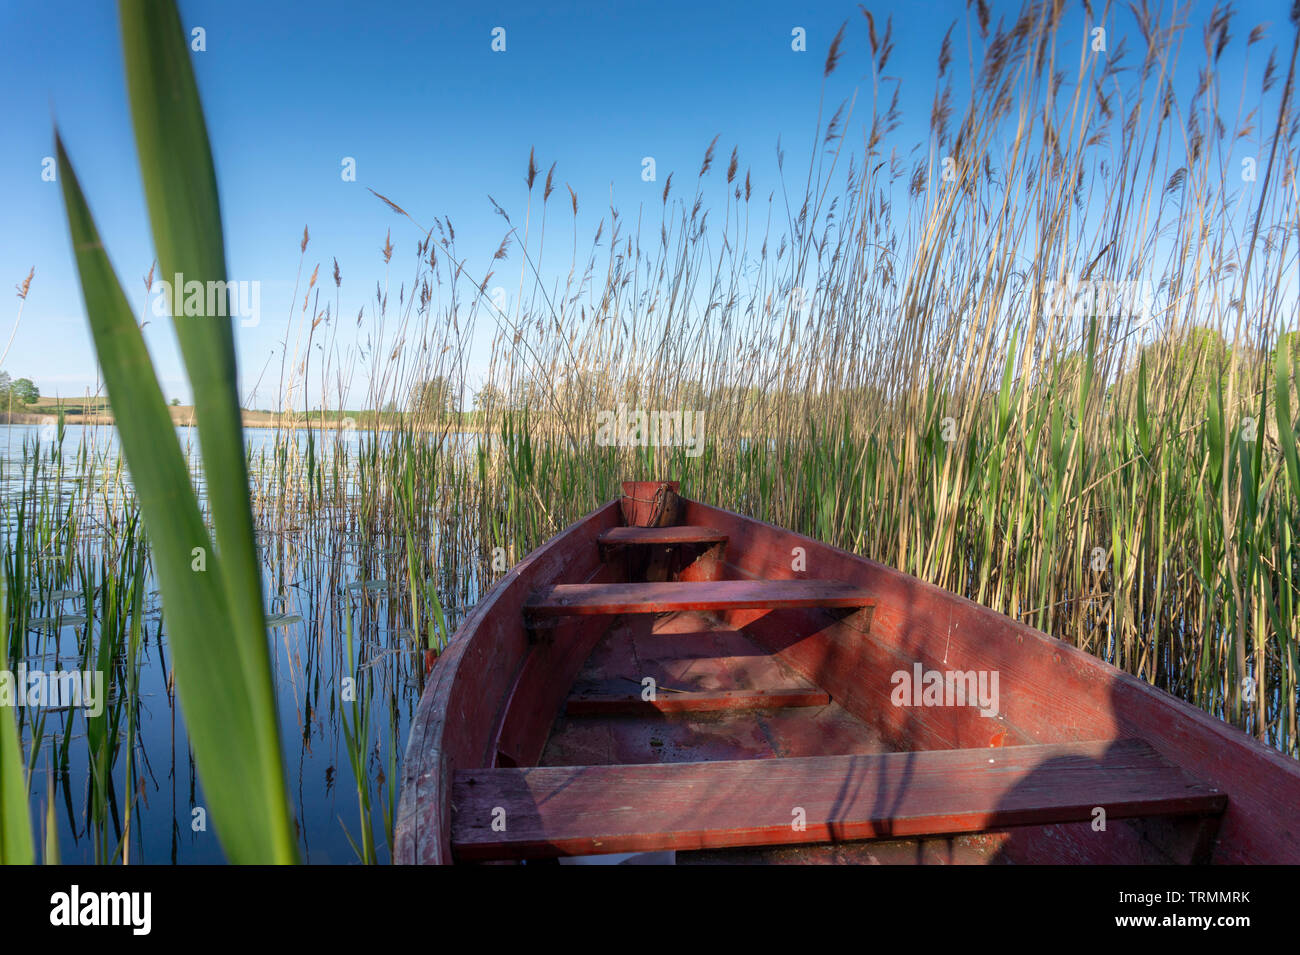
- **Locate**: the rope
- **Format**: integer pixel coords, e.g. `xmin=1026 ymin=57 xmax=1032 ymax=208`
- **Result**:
xmin=624 ymin=482 xmax=674 ymax=526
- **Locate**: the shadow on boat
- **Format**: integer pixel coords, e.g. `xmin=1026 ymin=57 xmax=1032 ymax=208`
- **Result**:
xmin=776 ymin=578 xmax=1195 ymax=865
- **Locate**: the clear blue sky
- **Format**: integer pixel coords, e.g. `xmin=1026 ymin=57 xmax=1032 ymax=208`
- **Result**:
xmin=0 ymin=0 xmax=1284 ymax=407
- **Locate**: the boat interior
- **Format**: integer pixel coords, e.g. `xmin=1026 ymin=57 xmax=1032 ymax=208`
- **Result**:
xmin=412 ymin=481 xmax=1268 ymax=866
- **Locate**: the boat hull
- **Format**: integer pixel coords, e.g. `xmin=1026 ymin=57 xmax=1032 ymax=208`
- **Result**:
xmin=396 ymin=492 xmax=1300 ymax=864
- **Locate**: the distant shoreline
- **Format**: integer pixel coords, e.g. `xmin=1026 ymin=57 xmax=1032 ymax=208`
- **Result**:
xmin=0 ymin=408 xmax=491 ymax=434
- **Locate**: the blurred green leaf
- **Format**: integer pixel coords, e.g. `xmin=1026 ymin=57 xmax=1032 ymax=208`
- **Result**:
xmin=53 ymin=0 xmax=297 ymax=863
xmin=0 ymin=588 xmax=35 ymax=865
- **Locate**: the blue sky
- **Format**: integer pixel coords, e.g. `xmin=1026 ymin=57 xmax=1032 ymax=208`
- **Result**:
xmin=0 ymin=0 xmax=1287 ymax=407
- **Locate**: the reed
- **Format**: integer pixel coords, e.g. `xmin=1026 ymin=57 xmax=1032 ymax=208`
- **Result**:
xmin=52 ymin=0 xmax=296 ymax=862
xmin=0 ymin=585 xmax=35 ymax=864
xmin=306 ymin=0 xmax=1294 ymax=751
xmin=3 ymin=0 xmax=1298 ymax=864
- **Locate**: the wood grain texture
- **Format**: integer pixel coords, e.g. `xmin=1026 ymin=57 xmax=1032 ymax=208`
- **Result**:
xmin=681 ymin=496 xmax=1300 ymax=864
xmin=394 ymin=501 xmax=621 ymax=864
xmin=597 ymin=525 xmax=728 ymax=546
xmin=565 ymin=687 xmax=831 ymax=715
xmin=451 ymin=739 xmax=1225 ymax=860
xmin=398 ymin=487 xmax=1300 ymax=865
xmin=527 ymin=579 xmax=876 ymax=616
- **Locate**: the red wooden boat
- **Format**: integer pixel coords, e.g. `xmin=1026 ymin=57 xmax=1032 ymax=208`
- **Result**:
xmin=396 ymin=481 xmax=1300 ymax=864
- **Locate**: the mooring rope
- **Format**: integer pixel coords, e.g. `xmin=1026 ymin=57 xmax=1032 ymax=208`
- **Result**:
xmin=624 ymin=482 xmax=674 ymax=526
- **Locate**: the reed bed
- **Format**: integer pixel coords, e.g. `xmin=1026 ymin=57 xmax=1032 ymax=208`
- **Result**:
xmin=4 ymin=0 xmax=1298 ymax=863
xmin=254 ymin=0 xmax=1298 ymax=748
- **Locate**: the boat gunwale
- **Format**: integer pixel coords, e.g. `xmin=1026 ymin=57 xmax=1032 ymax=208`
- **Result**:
xmin=394 ymin=499 xmax=620 ymax=864
xmin=686 ymin=497 xmax=1300 ymax=780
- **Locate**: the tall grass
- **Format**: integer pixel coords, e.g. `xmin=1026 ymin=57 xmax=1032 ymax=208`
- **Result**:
xmin=3 ymin=0 xmax=1299 ymax=865
xmin=251 ymin=0 xmax=1296 ymax=750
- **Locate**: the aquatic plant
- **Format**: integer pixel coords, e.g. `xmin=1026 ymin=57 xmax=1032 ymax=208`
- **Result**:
xmin=54 ymin=0 xmax=296 ymax=862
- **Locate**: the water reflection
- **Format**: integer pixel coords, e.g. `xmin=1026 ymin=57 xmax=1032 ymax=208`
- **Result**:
xmin=3 ymin=423 xmax=483 ymax=863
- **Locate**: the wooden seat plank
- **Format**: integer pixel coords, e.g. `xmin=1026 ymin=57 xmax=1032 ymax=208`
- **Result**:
xmin=451 ymin=739 xmax=1226 ymax=860
xmin=526 ymin=579 xmax=875 ymax=617
xmin=597 ymin=525 xmax=728 ymax=546
xmin=565 ymin=687 xmax=830 ymax=715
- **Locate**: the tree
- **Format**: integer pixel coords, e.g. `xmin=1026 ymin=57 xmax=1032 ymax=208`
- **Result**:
xmin=509 ymin=377 xmax=546 ymax=412
xmin=12 ymin=379 xmax=38 ymax=405
xmin=411 ymin=376 xmax=456 ymax=416
xmin=170 ymin=397 xmax=181 ymax=407
xmin=473 ymin=383 xmax=505 ymax=411
xmin=1118 ymin=326 xmax=1232 ymax=411
xmin=0 ymin=375 xmax=38 ymax=405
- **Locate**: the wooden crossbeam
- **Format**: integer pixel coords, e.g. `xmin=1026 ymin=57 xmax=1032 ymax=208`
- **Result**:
xmin=526 ymin=579 xmax=876 ymax=617
xmin=451 ymin=739 xmax=1226 ymax=860
xmin=565 ymin=687 xmax=830 ymax=715
xmin=597 ymin=525 xmax=728 ymax=547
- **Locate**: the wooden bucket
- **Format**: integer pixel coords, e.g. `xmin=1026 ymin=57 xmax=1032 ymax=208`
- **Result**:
xmin=620 ymin=481 xmax=681 ymax=527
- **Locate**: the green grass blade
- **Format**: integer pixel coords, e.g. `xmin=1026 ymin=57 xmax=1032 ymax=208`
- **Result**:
xmin=0 ymin=586 xmax=35 ymax=865
xmin=43 ymin=773 xmax=59 ymax=865
xmin=120 ymin=0 xmax=255 ymax=584
xmin=0 ymin=703 xmax=33 ymax=865
xmin=117 ymin=3 xmax=293 ymax=854
xmin=1276 ymin=335 xmax=1300 ymax=500
xmin=56 ymin=133 xmax=296 ymax=863
xmin=1136 ymin=353 xmax=1151 ymax=458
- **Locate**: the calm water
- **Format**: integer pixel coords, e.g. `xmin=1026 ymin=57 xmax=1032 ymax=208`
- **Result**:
xmin=3 ymin=423 xmax=478 ymax=863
